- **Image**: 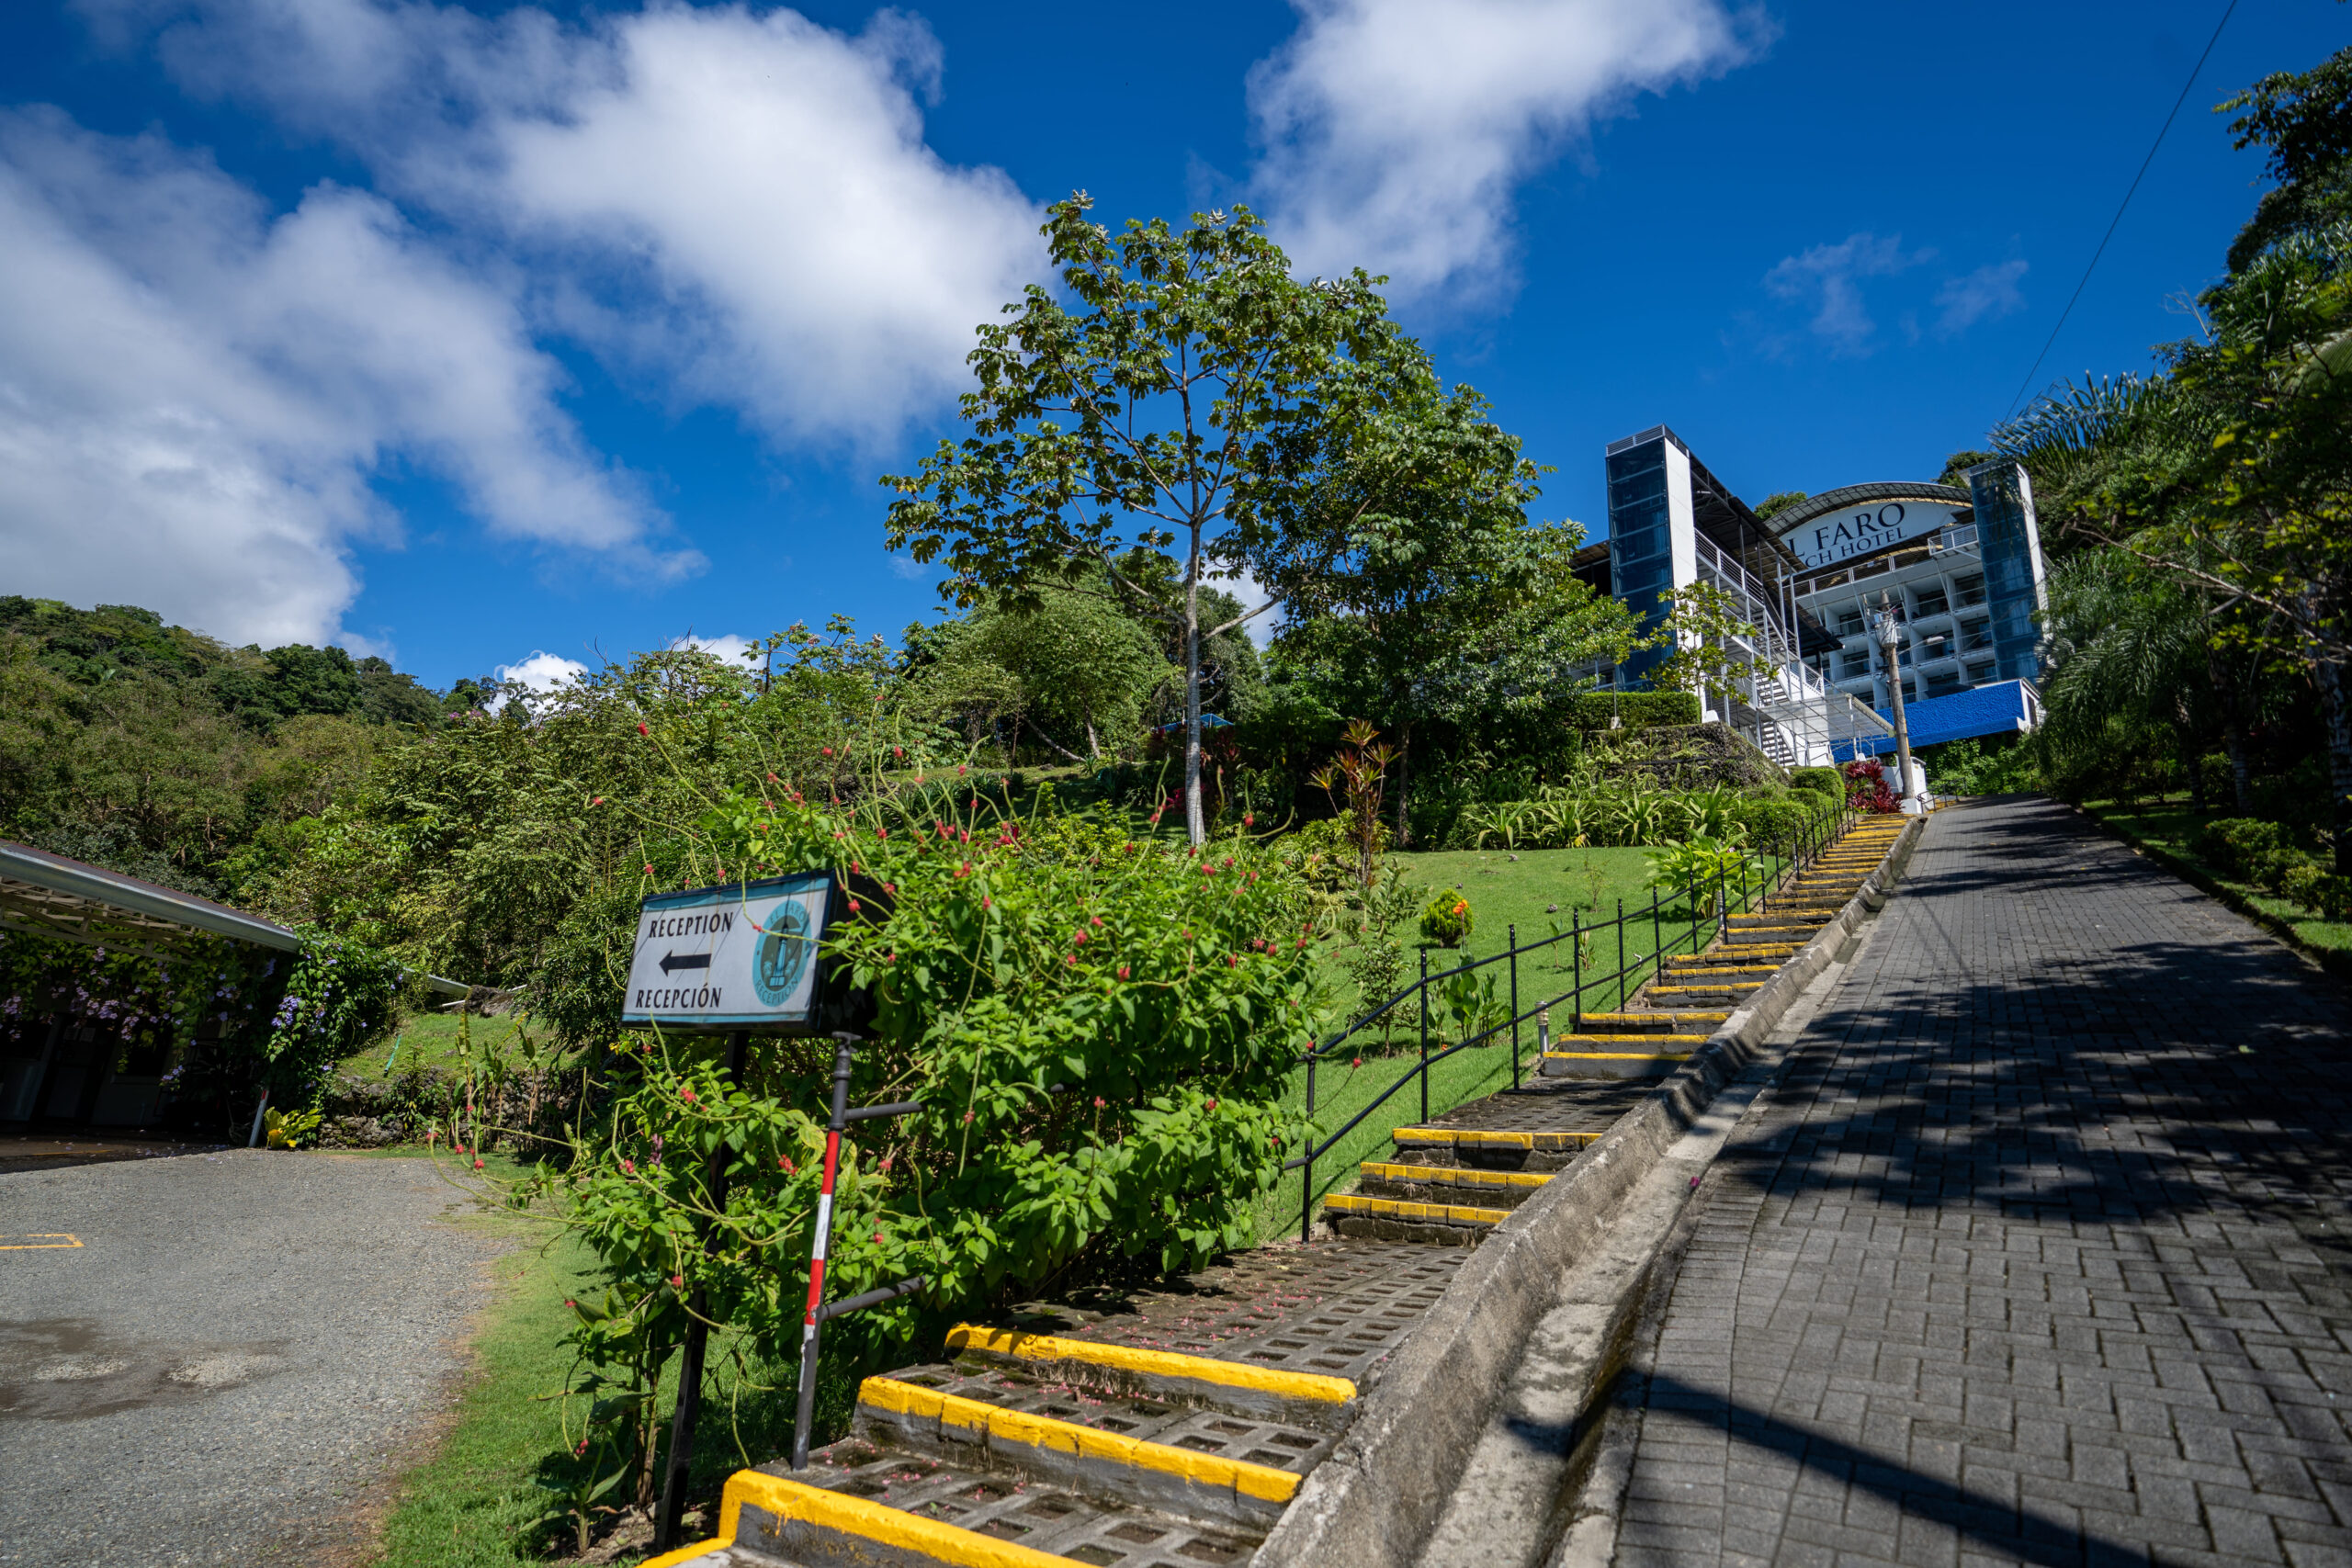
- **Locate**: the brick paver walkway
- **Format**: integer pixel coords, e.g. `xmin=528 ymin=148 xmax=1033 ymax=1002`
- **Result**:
xmin=1614 ymin=797 xmax=2352 ymax=1568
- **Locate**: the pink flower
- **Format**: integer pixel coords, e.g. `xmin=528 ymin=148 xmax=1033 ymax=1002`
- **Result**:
xmin=1117 ymin=965 xmax=1130 ymax=980
xmin=622 ymin=1159 xmax=636 ymax=1174
xmin=643 ymin=863 xmax=655 ymax=875
xmin=1072 ymin=931 xmax=1088 ymax=944
xmin=879 ymin=1156 xmax=893 ymax=1172
xmin=957 ymin=863 xmax=973 ymax=879
xmin=1093 ymin=1096 xmax=1107 ymax=1110
xmin=872 ymin=1232 xmax=885 ymax=1245
xmin=849 ymin=899 xmax=863 ymax=914
xmin=682 ymin=1088 xmax=697 ymax=1103
xmin=474 ymin=1158 xmax=485 ymax=1169
xmin=961 ymin=1110 xmax=975 ymax=1124
xmin=670 ymin=1274 xmax=684 ymax=1289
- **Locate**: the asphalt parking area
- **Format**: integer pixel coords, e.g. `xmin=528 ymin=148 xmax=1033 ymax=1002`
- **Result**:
xmin=0 ymin=1149 xmax=512 ymax=1565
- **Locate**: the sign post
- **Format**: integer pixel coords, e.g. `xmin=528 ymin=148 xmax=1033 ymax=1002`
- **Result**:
xmin=629 ymin=873 xmax=841 ymax=1555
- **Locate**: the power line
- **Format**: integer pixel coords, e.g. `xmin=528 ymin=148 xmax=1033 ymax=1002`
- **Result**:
xmin=2000 ymin=0 xmax=2242 ymax=423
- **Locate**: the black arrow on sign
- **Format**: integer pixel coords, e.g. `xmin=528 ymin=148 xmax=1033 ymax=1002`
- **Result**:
xmin=659 ymin=952 xmax=712 ymax=975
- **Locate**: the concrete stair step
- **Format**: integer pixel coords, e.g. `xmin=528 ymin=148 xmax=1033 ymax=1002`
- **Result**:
xmin=1387 ymin=1124 xmax=1597 ymax=1171
xmin=1577 ymin=1010 xmax=1730 ymax=1032
xmin=943 ymin=1324 xmax=1357 ymax=1434
xmin=1538 ymin=1047 xmax=1692 ymax=1078
xmin=1357 ymin=1160 xmax=1553 ymax=1209
xmin=1322 ymin=1192 xmax=1507 ymax=1243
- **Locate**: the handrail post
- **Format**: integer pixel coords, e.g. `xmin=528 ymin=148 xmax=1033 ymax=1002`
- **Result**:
xmin=1570 ymin=910 xmax=1582 ymax=1023
xmin=1615 ymin=897 xmax=1626 ymax=1011
xmin=1508 ymin=924 xmax=1521 ymax=1092
xmin=1651 ymin=886 xmax=1663 ymax=981
xmin=1418 ymin=951 xmax=1430 ymax=1123
xmin=1302 ymin=1054 xmax=1317 ymax=1246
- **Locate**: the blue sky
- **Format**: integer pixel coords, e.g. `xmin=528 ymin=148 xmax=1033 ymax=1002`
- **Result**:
xmin=3 ymin=0 xmax=2342 ymax=691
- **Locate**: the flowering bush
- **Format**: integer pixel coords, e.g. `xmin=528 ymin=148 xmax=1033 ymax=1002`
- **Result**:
xmin=1841 ymin=759 xmax=1899 ymax=814
xmin=1419 ymin=889 xmax=1473 ymax=947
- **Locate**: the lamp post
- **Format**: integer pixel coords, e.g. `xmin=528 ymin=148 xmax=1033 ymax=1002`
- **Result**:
xmin=1875 ymin=592 xmax=1920 ymax=812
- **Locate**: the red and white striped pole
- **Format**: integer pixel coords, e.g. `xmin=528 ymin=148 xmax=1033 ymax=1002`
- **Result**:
xmin=791 ymin=1034 xmax=856 ymax=1469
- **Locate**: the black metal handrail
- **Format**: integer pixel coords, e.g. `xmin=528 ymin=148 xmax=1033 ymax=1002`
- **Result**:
xmin=1282 ymin=799 xmax=1863 ymax=1243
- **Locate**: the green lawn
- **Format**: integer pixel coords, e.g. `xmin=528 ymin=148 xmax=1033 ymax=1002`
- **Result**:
xmin=346 ymin=1011 xmax=543 ymax=1086
xmin=2078 ymin=799 xmax=2352 ymax=956
xmin=1255 ymin=841 xmax=1797 ymax=1241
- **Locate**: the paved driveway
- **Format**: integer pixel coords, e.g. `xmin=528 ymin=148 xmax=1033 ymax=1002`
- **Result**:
xmin=0 ymin=1150 xmax=509 ymax=1564
xmin=1612 ymin=796 xmax=2352 ymax=1568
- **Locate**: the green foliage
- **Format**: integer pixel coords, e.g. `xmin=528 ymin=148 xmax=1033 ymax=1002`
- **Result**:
xmin=1564 ymin=692 xmax=1702 ymax=729
xmin=1789 ymin=767 xmax=1843 ymax=799
xmin=1419 ymin=889 xmax=1473 ymax=946
xmin=1644 ymin=583 xmax=1782 ymax=697
xmin=2193 ymin=818 xmax=2311 ymax=888
xmin=1643 ymin=837 xmax=1761 ymax=901
xmin=884 ymin=196 xmax=1407 ymax=843
xmin=2222 ymin=44 xmax=2352 ymax=272
xmin=263 ymin=928 xmax=405 ymax=1103
xmin=1752 ymin=491 xmax=1809 ymax=521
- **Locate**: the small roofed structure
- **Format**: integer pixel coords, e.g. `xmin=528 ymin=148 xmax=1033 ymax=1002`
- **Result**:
xmin=0 ymin=841 xmax=466 ymax=1132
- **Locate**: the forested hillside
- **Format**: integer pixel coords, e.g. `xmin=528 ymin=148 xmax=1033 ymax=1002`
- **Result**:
xmin=0 ymin=598 xmax=454 ymax=899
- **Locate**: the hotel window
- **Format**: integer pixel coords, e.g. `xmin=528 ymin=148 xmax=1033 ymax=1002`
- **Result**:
xmin=1837 ymin=610 xmax=1865 ymax=637
xmin=1964 ymin=660 xmax=1996 ymax=685
xmin=1925 ymin=671 xmax=1962 ymax=697
xmin=1912 ymin=588 xmax=1950 ymax=617
xmin=1960 ymin=619 xmax=1993 ymax=652
xmin=1954 ymin=573 xmax=1987 ymax=608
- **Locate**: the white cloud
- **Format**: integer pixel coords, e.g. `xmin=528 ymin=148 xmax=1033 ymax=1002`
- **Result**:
xmin=495 ymin=649 xmax=589 ymax=697
xmin=1762 ymin=232 xmax=1929 ymax=355
xmin=0 ymin=108 xmax=676 ymax=646
xmin=1933 ymin=259 xmax=2028 ymax=337
xmin=1247 ymin=0 xmax=1768 ymax=302
xmin=670 ymin=632 xmax=755 ymax=667
xmin=96 ymin=0 xmax=1046 ymax=448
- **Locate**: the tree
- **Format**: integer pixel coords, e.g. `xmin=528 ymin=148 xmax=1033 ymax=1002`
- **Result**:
xmin=925 ymin=586 xmax=1174 ymax=762
xmin=1752 ymin=490 xmax=1809 ymax=520
xmin=1258 ymin=371 xmax=1642 ymax=840
xmin=2222 ymin=45 xmax=2352 ymax=273
xmin=1996 ymin=230 xmax=2352 ymax=862
xmin=884 ymin=197 xmax=1406 ymax=844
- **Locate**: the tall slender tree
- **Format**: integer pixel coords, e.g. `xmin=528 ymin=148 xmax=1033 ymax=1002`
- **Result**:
xmin=884 ymin=197 xmax=1406 ymax=844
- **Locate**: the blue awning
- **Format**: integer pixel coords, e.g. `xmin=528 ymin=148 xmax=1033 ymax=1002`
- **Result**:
xmin=1831 ymin=680 xmax=2040 ymax=761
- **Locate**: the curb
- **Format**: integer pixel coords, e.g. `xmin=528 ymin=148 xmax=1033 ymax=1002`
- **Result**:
xmin=1251 ymin=814 xmax=1924 ymax=1568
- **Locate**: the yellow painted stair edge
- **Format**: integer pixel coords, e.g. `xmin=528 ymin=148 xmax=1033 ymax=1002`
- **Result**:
xmin=1542 ymin=1050 xmax=1695 ymax=1062
xmin=863 ymin=1376 xmax=1303 ymax=1504
xmin=1360 ymin=1160 xmax=1551 ymax=1190
xmin=638 ymin=1466 xmax=1078 ymax=1568
xmin=1324 ymin=1193 xmax=1510 ymax=1225
xmin=944 ymin=1324 xmax=1356 ymax=1406
xmin=1390 ymin=1125 xmax=1599 ymax=1148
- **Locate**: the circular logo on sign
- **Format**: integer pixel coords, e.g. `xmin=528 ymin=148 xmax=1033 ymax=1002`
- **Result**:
xmin=752 ymin=899 xmax=815 ymax=1007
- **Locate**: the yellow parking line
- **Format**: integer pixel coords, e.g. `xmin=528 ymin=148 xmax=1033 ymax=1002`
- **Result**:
xmin=1 ymin=1234 xmax=83 ymax=1249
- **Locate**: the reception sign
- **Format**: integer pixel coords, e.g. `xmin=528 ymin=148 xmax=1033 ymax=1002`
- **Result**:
xmin=621 ymin=872 xmax=834 ymax=1032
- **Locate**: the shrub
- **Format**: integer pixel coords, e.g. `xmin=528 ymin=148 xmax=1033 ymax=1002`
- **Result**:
xmin=2194 ymin=818 xmax=2305 ymax=887
xmin=1566 ymin=692 xmax=1702 ymax=730
xmin=1731 ymin=792 xmax=1839 ymax=852
xmin=1789 ymin=767 xmax=1842 ymax=799
xmin=1419 ymin=889 xmax=1474 ymax=947
xmin=2278 ymin=863 xmax=2352 ymax=920
xmin=1644 ymin=837 xmax=1762 ymax=903
xmin=1841 ymin=758 xmax=1899 ymax=814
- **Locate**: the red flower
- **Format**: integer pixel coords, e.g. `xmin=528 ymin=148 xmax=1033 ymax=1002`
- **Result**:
xmin=1204 ymin=1099 xmax=1217 ymax=1112
xmin=961 ymin=1110 xmax=975 ymax=1124
xmin=872 ymin=1232 xmax=884 ymax=1245
xmin=1090 ymin=916 xmax=1102 ymax=927
xmin=822 ymin=746 xmax=834 ymax=757
xmin=1093 ymin=1096 xmax=1107 ymax=1109
xmin=850 ymin=861 xmax=861 ymax=874
xmin=877 ymin=828 xmax=888 ymax=840
xmin=1072 ymin=931 xmax=1088 ymax=944
xmin=643 ymin=864 xmax=654 ymax=875
xmin=1351 ymin=1056 xmax=1362 ymax=1068
xmin=591 ymin=796 xmax=605 ymax=806
xmin=894 ymin=747 xmax=904 ymax=759
xmin=621 ymin=1158 xmax=636 ymax=1174
xmin=779 ymin=1155 xmax=797 ymax=1174
xmin=884 ymin=883 xmax=897 ymax=895
xmin=474 ymin=1158 xmax=484 ymax=1169
xmin=1227 ymin=953 xmax=1239 ymax=967
xmin=878 ymin=1156 xmax=893 ymax=1172
xmin=638 ymin=722 xmax=649 ymax=736
xmin=670 ymin=1274 xmax=684 ymax=1289
xmin=1243 ymin=813 xmax=1254 ymax=826
xmin=767 ymin=772 xmax=779 ymax=782
xmin=1116 ymin=964 xmax=1130 ymax=979
xmin=957 ymin=863 xmax=973 ymax=878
